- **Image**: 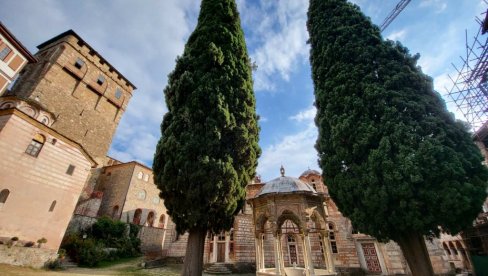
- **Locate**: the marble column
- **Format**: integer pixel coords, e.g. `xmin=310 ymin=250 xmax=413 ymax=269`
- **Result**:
xmin=304 ymin=233 xmax=315 ymax=276
xmin=274 ymin=233 xmax=282 ymax=275
xmin=212 ymin=235 xmax=218 ymax=263
xmin=277 ymin=233 xmax=286 ymax=273
xmin=254 ymin=234 xmax=263 ymax=271
xmin=225 ymin=232 xmax=230 ymax=263
xmin=300 ymin=234 xmax=310 ymax=276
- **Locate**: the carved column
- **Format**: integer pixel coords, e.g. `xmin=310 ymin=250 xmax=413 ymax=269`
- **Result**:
xmin=255 ymin=232 xmax=264 ymax=271
xmin=225 ymin=232 xmax=230 ymax=263
xmin=212 ymin=235 xmax=218 ymax=263
xmin=304 ymin=232 xmax=315 ymax=276
xmin=274 ymin=232 xmax=282 ymax=275
xmin=277 ymin=232 xmax=286 ymax=273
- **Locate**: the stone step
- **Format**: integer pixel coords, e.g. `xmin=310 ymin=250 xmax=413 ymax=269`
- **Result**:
xmin=204 ymin=263 xmax=232 ymax=275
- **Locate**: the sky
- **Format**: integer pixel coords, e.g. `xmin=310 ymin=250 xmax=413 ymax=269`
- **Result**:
xmin=1 ymin=0 xmax=486 ymax=181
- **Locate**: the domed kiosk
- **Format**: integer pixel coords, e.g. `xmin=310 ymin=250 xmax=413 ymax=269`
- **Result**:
xmin=249 ymin=166 xmax=336 ymax=276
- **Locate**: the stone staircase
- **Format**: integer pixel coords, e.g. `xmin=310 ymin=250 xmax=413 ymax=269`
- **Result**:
xmin=60 ymin=257 xmax=77 ymax=269
xmin=204 ymin=263 xmax=232 ymax=274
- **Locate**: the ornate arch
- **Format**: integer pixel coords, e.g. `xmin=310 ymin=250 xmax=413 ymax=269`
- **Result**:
xmin=277 ymin=209 xmax=303 ymax=233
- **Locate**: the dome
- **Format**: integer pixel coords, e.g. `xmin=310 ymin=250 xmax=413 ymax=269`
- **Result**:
xmin=256 ymin=175 xmax=317 ymax=197
xmin=300 ymin=169 xmax=321 ymax=177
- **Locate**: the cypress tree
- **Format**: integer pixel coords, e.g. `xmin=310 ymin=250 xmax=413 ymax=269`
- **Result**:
xmin=307 ymin=0 xmax=488 ymax=274
xmin=153 ymin=0 xmax=260 ymax=274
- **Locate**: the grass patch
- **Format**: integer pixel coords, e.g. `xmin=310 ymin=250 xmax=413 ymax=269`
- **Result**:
xmin=97 ymin=256 xmax=142 ymax=268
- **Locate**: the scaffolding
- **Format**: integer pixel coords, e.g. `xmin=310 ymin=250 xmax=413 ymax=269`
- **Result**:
xmin=445 ymin=7 xmax=488 ymax=132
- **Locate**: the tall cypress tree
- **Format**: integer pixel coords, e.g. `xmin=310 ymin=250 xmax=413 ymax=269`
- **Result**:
xmin=153 ymin=0 xmax=260 ymax=274
xmin=308 ymin=0 xmax=488 ymax=274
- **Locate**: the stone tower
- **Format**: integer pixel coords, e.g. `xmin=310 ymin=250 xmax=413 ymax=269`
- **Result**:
xmin=7 ymin=30 xmax=136 ymax=164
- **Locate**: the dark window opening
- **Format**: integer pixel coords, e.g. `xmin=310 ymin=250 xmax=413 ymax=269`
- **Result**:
xmin=49 ymin=200 xmax=56 ymax=212
xmin=74 ymin=58 xmax=85 ymax=69
xmin=115 ymin=88 xmax=122 ymax=99
xmin=97 ymin=75 xmax=105 ymax=85
xmin=0 ymin=189 xmax=10 ymax=205
xmin=66 ymin=164 xmax=76 ymax=175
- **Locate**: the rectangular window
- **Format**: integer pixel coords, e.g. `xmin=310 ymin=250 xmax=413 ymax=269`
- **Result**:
xmin=0 ymin=46 xmax=12 ymax=61
xmin=66 ymin=164 xmax=76 ymax=175
xmin=74 ymin=58 xmax=84 ymax=69
xmin=25 ymin=140 xmax=43 ymax=157
xmin=97 ymin=75 xmax=105 ymax=85
xmin=115 ymin=88 xmax=122 ymax=99
xmin=331 ymin=241 xmax=338 ymax=253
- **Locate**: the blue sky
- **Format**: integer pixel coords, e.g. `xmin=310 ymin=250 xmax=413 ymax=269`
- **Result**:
xmin=1 ymin=0 xmax=485 ymax=181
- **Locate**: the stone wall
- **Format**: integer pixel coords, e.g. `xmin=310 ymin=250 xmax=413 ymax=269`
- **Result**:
xmin=65 ymin=214 xmax=98 ymax=234
xmin=234 ymin=213 xmax=255 ymax=263
xmin=139 ymin=226 xmax=166 ymax=254
xmin=0 ymin=244 xmax=57 ymax=268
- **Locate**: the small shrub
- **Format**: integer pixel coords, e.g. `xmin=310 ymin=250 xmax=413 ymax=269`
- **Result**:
xmin=58 ymin=248 xmax=67 ymax=259
xmin=24 ymin=241 xmax=35 ymax=247
xmin=37 ymin=237 xmax=47 ymax=247
xmin=45 ymin=259 xmax=63 ymax=270
xmin=11 ymin=237 xmax=18 ymax=241
xmin=77 ymin=238 xmax=106 ymax=267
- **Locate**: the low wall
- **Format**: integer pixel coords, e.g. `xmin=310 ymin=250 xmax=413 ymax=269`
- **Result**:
xmin=0 ymin=244 xmax=57 ymax=268
xmin=139 ymin=226 xmax=166 ymax=254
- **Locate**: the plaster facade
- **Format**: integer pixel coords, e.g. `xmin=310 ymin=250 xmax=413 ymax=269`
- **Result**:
xmin=0 ymin=99 xmax=94 ymax=252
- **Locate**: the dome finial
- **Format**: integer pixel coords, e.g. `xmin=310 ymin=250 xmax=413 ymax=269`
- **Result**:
xmin=280 ymin=165 xmax=285 ymax=177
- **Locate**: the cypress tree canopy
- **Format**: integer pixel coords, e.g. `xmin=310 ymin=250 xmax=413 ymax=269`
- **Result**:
xmin=153 ymin=0 xmax=260 ymax=235
xmin=308 ymin=0 xmax=488 ymax=241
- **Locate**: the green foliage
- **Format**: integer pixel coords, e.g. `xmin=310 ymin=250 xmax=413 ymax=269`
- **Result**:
xmin=44 ymin=259 xmax=63 ymax=270
xmin=308 ymin=0 xmax=488 ymax=241
xmin=61 ymin=217 xmax=141 ymax=267
xmin=77 ymin=238 xmax=106 ymax=267
xmin=153 ymin=0 xmax=260 ymax=235
xmin=92 ymin=216 xmax=126 ymax=246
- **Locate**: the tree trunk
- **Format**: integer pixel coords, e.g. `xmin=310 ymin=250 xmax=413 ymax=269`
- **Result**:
xmin=396 ymin=232 xmax=435 ymax=276
xmin=181 ymin=227 xmax=207 ymax=276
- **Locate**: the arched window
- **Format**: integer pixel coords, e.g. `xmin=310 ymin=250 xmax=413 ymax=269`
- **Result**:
xmin=0 ymin=189 xmax=10 ymax=208
xmin=146 ymin=211 xmax=155 ymax=227
xmin=133 ymin=209 xmax=142 ymax=225
xmin=112 ymin=205 xmax=119 ymax=218
xmin=137 ymin=172 xmax=143 ymax=179
xmin=158 ymin=214 xmax=166 ymax=228
xmin=49 ymin=200 xmax=56 ymax=212
xmin=25 ymin=134 xmax=45 ymax=157
xmin=449 ymin=241 xmax=458 ymax=256
xmin=328 ymin=222 xmax=338 ymax=253
xmin=143 ymin=174 xmax=149 ymax=182
xmin=443 ymin=242 xmax=451 ymax=255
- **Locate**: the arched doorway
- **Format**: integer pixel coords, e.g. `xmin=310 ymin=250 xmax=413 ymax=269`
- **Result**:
xmin=133 ymin=209 xmax=142 ymax=225
xmin=146 ymin=211 xmax=155 ymax=227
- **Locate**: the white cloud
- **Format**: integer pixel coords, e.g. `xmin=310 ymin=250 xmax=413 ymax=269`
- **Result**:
xmin=419 ymin=0 xmax=448 ymax=13
xmin=239 ymin=0 xmax=310 ymax=92
xmin=289 ymin=106 xmax=316 ymax=122
xmin=386 ymin=29 xmax=408 ymax=41
xmin=258 ymin=106 xmax=319 ymax=181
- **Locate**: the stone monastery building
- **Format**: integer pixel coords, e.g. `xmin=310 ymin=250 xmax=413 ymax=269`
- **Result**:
xmin=0 ymin=25 xmax=461 ymax=274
